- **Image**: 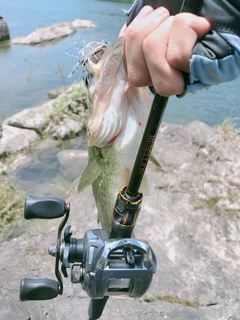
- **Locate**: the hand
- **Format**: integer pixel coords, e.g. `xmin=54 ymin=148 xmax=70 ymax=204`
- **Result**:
xmin=122 ymin=6 xmax=211 ymax=96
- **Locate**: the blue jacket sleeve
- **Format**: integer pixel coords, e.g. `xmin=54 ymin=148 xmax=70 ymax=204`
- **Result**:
xmin=126 ymin=0 xmax=240 ymax=95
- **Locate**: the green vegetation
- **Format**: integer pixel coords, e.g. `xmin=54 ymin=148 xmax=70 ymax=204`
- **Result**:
xmin=51 ymin=82 xmax=88 ymax=127
xmin=215 ymin=117 xmax=240 ymax=140
xmin=0 ymin=174 xmax=24 ymax=228
xmin=143 ymin=293 xmax=199 ymax=308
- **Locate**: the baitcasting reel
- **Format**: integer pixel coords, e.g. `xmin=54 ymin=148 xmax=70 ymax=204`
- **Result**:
xmin=20 ymin=195 xmax=157 ymax=301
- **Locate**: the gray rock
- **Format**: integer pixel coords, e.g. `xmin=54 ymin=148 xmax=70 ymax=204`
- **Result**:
xmin=0 ymin=124 xmax=39 ymax=156
xmin=0 ymin=82 xmax=88 ymax=156
xmin=0 ymin=161 xmax=7 ymax=174
xmin=48 ymin=88 xmax=63 ymax=99
xmin=11 ymin=19 xmax=95 ymax=45
xmin=45 ymin=118 xmax=83 ymax=140
xmin=4 ymin=101 xmax=55 ymax=132
xmin=184 ymin=120 xmax=219 ymax=147
xmin=0 ymin=19 xmax=10 ymax=42
xmin=57 ymin=149 xmax=88 ymax=181
xmin=1 ymin=120 xmax=240 ymax=319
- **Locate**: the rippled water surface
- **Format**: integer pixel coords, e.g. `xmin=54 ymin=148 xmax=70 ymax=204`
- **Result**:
xmin=0 ymin=0 xmax=239 ymax=126
xmin=0 ymin=0 xmax=130 ymax=118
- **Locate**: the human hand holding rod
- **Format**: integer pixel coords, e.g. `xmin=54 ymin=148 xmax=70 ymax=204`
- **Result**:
xmin=120 ymin=7 xmax=211 ymax=96
xmin=121 ymin=0 xmax=240 ymax=97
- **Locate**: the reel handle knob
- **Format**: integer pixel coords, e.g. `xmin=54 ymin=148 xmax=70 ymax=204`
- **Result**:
xmin=24 ymin=195 xmax=69 ymax=220
xmin=20 ymin=278 xmax=60 ymax=301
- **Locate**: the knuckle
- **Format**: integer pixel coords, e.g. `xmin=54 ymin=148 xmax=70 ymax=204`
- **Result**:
xmin=174 ymin=13 xmax=192 ymax=28
xmin=125 ymin=26 xmax=141 ymax=43
xmin=153 ymin=72 xmax=185 ymax=97
xmin=142 ymin=35 xmax=155 ymax=54
xmin=154 ymin=83 xmax=173 ymax=97
xmin=167 ymin=50 xmax=183 ymax=69
xmin=127 ymin=69 xmax=142 ymax=87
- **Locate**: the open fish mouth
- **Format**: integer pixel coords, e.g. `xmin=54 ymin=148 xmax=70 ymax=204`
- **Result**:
xmin=86 ymin=42 xmax=110 ymax=64
xmin=67 ymin=40 xmax=111 ymax=78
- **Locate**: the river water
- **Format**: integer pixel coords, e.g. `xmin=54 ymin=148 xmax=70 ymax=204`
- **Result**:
xmin=0 ymin=0 xmax=240 ymax=197
xmin=0 ymin=0 xmax=240 ymax=127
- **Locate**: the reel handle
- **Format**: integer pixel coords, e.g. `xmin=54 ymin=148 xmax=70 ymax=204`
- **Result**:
xmin=20 ymin=278 xmax=60 ymax=301
xmin=24 ymin=195 xmax=69 ymax=220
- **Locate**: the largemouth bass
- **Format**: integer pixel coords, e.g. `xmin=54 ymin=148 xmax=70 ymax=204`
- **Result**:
xmin=77 ymin=38 xmax=152 ymax=236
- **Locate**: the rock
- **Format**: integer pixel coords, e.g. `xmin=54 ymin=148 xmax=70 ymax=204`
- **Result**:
xmin=2 ymin=103 xmax=240 ymax=318
xmin=45 ymin=117 xmax=83 ymax=140
xmin=3 ymin=101 xmax=55 ymax=133
xmin=0 ymin=161 xmax=7 ymax=174
xmin=72 ymin=18 xmax=96 ymax=29
xmin=0 ymin=18 xmax=10 ymax=42
xmin=0 ymin=82 xmax=88 ymax=156
xmin=0 ymin=124 xmax=39 ymax=156
xmin=11 ymin=19 xmax=95 ymax=45
xmin=57 ymin=149 xmax=88 ymax=181
xmin=2 ymin=119 xmax=240 ymax=319
xmin=184 ymin=120 xmax=219 ymax=147
xmin=6 ymin=147 xmax=67 ymax=197
xmin=48 ymin=88 xmax=63 ymax=99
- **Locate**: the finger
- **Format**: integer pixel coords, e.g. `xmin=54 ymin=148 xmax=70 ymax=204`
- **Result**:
xmin=118 ymin=23 xmax=126 ymax=38
xmin=143 ymin=16 xmax=185 ymax=96
xmin=124 ymin=6 xmax=170 ymax=87
xmin=167 ymin=13 xmax=212 ymax=72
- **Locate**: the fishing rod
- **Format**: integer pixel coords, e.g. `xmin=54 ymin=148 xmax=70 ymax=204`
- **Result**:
xmin=88 ymin=93 xmax=168 ymax=320
xmin=110 ymin=93 xmax=168 ymax=238
xmin=18 ymin=93 xmax=168 ymax=320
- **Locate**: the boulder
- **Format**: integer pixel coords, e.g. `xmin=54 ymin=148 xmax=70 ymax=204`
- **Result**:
xmin=0 ymin=17 xmax=10 ymax=42
xmin=4 ymin=101 xmax=55 ymax=133
xmin=0 ymin=82 xmax=88 ymax=156
xmin=0 ymin=124 xmax=39 ymax=156
xmin=57 ymin=149 xmax=88 ymax=181
xmin=1 ymin=121 xmax=240 ymax=319
xmin=12 ymin=19 xmax=96 ymax=45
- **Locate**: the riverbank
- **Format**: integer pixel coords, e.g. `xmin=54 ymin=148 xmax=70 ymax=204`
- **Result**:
xmin=0 ymin=81 xmax=88 ymax=230
xmin=11 ymin=19 xmax=96 ymax=45
xmin=1 ymin=83 xmax=240 ymax=319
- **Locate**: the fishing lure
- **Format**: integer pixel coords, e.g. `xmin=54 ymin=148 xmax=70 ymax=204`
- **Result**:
xmin=66 ymin=40 xmax=110 ymax=78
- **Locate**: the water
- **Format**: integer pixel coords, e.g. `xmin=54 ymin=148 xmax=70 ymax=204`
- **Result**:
xmin=0 ymin=0 xmax=239 ymax=127
xmin=0 ymin=0 xmax=130 ymax=118
xmin=0 ymin=0 xmax=239 ymax=126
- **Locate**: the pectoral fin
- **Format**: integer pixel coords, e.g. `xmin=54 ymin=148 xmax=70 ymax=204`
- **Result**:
xmin=78 ymin=154 xmax=102 ymax=193
xmin=150 ymin=153 xmax=164 ymax=171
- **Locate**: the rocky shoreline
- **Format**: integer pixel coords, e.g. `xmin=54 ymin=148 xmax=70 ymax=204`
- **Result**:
xmin=0 ymin=15 xmax=10 ymax=42
xmin=0 ymin=82 xmax=88 ymax=157
xmin=1 ymin=83 xmax=240 ymax=319
xmin=11 ymin=19 xmax=96 ymax=45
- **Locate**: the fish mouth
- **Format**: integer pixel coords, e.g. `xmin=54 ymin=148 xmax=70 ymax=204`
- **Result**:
xmin=89 ymin=42 xmax=110 ymax=64
xmin=81 ymin=41 xmax=110 ymax=66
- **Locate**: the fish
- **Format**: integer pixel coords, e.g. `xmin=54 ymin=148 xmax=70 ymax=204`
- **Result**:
xmin=77 ymin=38 xmax=153 ymax=236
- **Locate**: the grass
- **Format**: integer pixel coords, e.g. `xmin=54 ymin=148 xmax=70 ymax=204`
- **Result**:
xmin=142 ymin=293 xmax=199 ymax=308
xmin=215 ymin=117 xmax=240 ymax=140
xmin=0 ymin=173 xmax=24 ymax=228
xmin=51 ymin=82 xmax=88 ymax=126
